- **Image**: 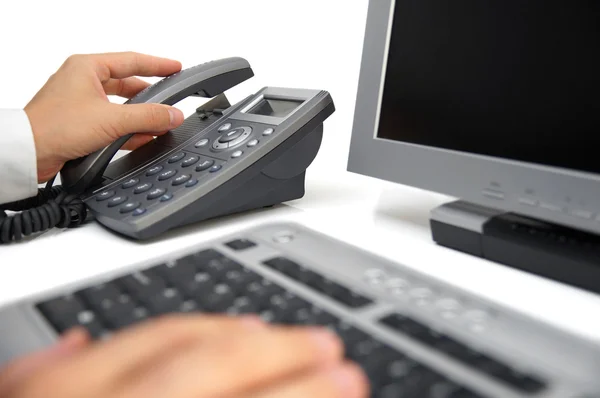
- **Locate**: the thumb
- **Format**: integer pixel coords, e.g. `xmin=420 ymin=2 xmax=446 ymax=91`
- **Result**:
xmin=108 ymin=103 xmax=184 ymax=136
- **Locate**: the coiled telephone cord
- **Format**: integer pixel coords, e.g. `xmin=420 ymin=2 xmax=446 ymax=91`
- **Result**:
xmin=0 ymin=178 xmax=87 ymax=244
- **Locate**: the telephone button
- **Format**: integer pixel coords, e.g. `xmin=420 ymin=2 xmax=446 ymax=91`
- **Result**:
xmin=181 ymin=156 xmax=199 ymax=168
xmin=231 ymin=150 xmax=243 ymax=158
xmin=132 ymin=208 xmax=146 ymax=216
xmin=158 ymin=170 xmax=177 ymax=181
xmin=218 ymin=123 xmax=232 ymax=132
xmin=262 ymin=128 xmax=274 ymax=136
xmin=218 ymin=128 xmax=244 ymax=143
xmin=147 ymin=188 xmax=166 ymax=200
xmin=168 ymin=152 xmax=186 ymax=163
xmin=120 ymin=202 xmax=140 ymax=213
xmin=160 ymin=193 xmax=173 ymax=202
xmin=209 ymin=164 xmax=222 ymax=173
xmin=96 ymin=190 xmax=115 ymax=201
xmin=195 ymin=139 xmax=209 ymax=148
xmin=195 ymin=160 xmax=214 ymax=172
xmin=247 ymin=139 xmax=259 ymax=147
xmin=146 ymin=165 xmax=163 ymax=176
xmin=107 ymin=195 xmax=128 ymax=207
xmin=172 ymin=174 xmax=191 ymax=186
xmin=133 ymin=183 xmax=153 ymax=194
xmin=185 ymin=178 xmax=198 ymax=188
xmin=122 ymin=178 xmax=139 ymax=189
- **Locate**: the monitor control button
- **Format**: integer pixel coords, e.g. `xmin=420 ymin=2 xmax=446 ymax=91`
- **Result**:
xmin=181 ymin=155 xmax=199 ymax=167
xmin=146 ymin=165 xmax=163 ymax=176
xmin=569 ymin=209 xmax=593 ymax=219
xmin=518 ymin=197 xmax=537 ymax=207
xmin=195 ymin=160 xmax=215 ymax=171
xmin=158 ymin=169 xmax=177 ymax=181
xmin=540 ymin=202 xmax=562 ymax=212
xmin=172 ymin=174 xmax=191 ymax=186
xmin=133 ymin=183 xmax=153 ymax=194
xmin=120 ymin=201 xmax=140 ymax=213
xmin=122 ymin=178 xmax=139 ymax=189
xmin=107 ymin=195 xmax=128 ymax=207
xmin=482 ymin=189 xmax=505 ymax=200
xmin=147 ymin=188 xmax=166 ymax=200
xmin=96 ymin=190 xmax=115 ymax=201
xmin=209 ymin=164 xmax=222 ymax=173
xmin=218 ymin=123 xmax=232 ymax=132
xmin=160 ymin=193 xmax=173 ymax=202
xmin=231 ymin=150 xmax=243 ymax=158
xmin=262 ymin=128 xmax=274 ymax=136
xmin=168 ymin=152 xmax=186 ymax=163
xmin=195 ymin=138 xmax=209 ymax=148
xmin=247 ymin=139 xmax=259 ymax=147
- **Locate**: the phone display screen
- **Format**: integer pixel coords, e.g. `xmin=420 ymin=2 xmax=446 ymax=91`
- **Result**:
xmin=247 ymin=98 xmax=303 ymax=118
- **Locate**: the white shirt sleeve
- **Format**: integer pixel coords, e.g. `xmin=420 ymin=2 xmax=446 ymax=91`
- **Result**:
xmin=0 ymin=109 xmax=38 ymax=204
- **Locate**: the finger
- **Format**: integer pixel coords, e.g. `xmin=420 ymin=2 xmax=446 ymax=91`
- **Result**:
xmin=60 ymin=315 xmax=264 ymax=389
xmin=103 ymin=77 xmax=150 ymax=98
xmin=0 ymin=328 xmax=90 ymax=390
xmin=108 ymin=102 xmax=184 ymax=136
xmin=120 ymin=134 xmax=157 ymax=151
xmin=241 ymin=362 xmax=369 ymax=398
xmin=90 ymin=51 xmax=182 ymax=80
xmin=122 ymin=326 xmax=344 ymax=398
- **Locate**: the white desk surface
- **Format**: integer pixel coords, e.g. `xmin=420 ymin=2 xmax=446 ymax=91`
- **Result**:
xmin=1 ymin=167 xmax=600 ymax=345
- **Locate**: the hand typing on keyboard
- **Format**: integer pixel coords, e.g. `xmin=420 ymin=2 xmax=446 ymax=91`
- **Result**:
xmin=0 ymin=315 xmax=368 ymax=398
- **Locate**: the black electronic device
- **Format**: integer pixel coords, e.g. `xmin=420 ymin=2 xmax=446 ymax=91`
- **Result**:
xmin=0 ymin=57 xmax=335 ymax=242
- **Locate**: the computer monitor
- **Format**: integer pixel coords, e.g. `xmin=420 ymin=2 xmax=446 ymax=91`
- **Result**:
xmin=348 ymin=0 xmax=600 ymax=236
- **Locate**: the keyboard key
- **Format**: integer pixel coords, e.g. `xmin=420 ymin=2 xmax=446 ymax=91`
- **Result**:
xmin=225 ymin=239 xmax=256 ymax=250
xmin=115 ymin=271 xmax=167 ymax=299
xmin=145 ymin=288 xmax=184 ymax=314
xmin=379 ymin=313 xmax=546 ymax=394
xmin=263 ymin=257 xmax=372 ymax=308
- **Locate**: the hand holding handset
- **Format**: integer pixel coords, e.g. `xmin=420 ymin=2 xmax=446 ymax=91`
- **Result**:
xmin=60 ymin=57 xmax=255 ymax=194
xmin=56 ymin=57 xmax=335 ymax=240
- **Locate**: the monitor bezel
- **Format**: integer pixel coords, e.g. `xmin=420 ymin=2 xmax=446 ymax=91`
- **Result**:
xmin=347 ymin=0 xmax=600 ymax=235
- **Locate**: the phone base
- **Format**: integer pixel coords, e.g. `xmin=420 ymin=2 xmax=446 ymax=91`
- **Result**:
xmin=430 ymin=200 xmax=600 ymax=295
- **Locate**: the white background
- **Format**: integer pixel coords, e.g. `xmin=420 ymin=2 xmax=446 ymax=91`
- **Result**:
xmin=1 ymin=0 xmax=600 ymax=346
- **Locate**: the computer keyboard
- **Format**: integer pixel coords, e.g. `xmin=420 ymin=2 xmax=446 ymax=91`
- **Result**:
xmin=2 ymin=222 xmax=599 ymax=398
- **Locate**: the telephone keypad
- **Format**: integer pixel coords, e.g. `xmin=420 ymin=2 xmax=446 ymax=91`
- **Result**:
xmin=147 ymin=188 xmax=166 ymax=200
xmin=146 ymin=165 xmax=163 ymax=176
xmin=196 ymin=160 xmax=214 ymax=171
xmin=181 ymin=156 xmax=199 ymax=167
xmin=172 ymin=174 xmax=191 ymax=186
xmin=133 ymin=183 xmax=153 ymax=194
xmin=96 ymin=191 xmax=115 ymax=201
xmin=218 ymin=123 xmax=231 ymax=132
xmin=158 ymin=170 xmax=177 ymax=181
xmin=168 ymin=152 xmax=186 ymax=163
xmin=107 ymin=195 xmax=128 ymax=207
xmin=120 ymin=202 xmax=140 ymax=213
xmin=89 ymin=117 xmax=278 ymax=222
xmin=195 ymin=139 xmax=209 ymax=148
xmin=122 ymin=178 xmax=139 ymax=189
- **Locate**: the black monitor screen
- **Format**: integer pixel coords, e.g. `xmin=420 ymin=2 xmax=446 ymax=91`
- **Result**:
xmin=378 ymin=1 xmax=600 ymax=173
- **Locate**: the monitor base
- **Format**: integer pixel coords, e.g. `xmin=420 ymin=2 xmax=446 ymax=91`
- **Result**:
xmin=430 ymin=200 xmax=600 ymax=295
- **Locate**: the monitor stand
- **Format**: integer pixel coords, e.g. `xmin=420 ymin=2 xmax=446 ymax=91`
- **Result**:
xmin=430 ymin=200 xmax=600 ymax=295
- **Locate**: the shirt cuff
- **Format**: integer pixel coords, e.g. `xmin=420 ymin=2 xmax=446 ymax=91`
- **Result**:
xmin=0 ymin=108 xmax=38 ymax=204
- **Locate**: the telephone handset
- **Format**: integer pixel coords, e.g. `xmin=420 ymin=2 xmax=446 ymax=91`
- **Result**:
xmin=60 ymin=57 xmax=255 ymax=194
xmin=0 ymin=57 xmax=335 ymax=242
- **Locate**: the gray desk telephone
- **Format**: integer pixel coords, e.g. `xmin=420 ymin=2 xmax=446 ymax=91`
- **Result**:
xmin=0 ymin=57 xmax=335 ymax=242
